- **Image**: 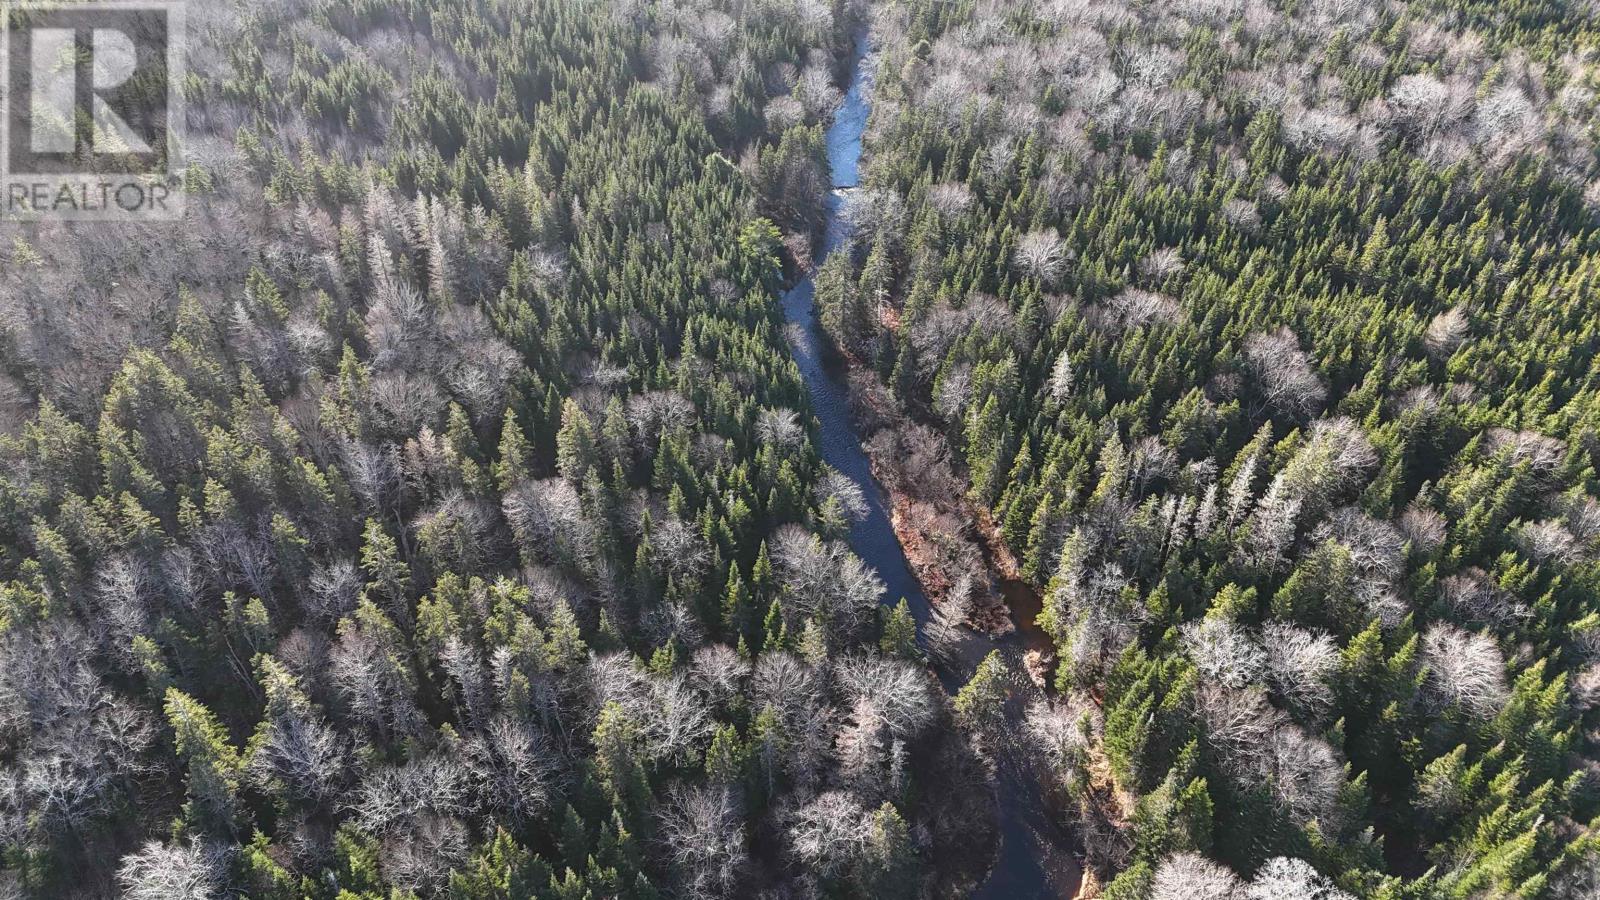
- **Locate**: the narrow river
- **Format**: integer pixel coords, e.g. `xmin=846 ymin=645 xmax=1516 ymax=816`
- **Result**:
xmin=778 ymin=29 xmax=1082 ymax=900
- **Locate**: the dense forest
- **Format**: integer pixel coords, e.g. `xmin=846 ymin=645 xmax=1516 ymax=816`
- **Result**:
xmin=0 ymin=0 xmax=1004 ymax=897
xmin=810 ymin=0 xmax=1600 ymax=896
xmin=7 ymin=0 xmax=1600 ymax=897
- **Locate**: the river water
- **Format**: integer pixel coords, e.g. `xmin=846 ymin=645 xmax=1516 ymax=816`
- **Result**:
xmin=778 ymin=29 xmax=1082 ymax=900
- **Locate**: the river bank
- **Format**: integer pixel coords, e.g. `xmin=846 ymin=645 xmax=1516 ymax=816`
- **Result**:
xmin=777 ymin=25 xmax=1082 ymax=899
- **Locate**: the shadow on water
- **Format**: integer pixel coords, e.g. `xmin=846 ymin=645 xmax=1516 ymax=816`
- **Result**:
xmin=1000 ymin=577 xmax=1052 ymax=655
xmin=778 ymin=27 xmax=1081 ymax=900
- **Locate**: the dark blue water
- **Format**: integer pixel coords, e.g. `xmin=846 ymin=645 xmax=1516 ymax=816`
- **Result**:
xmin=778 ymin=30 xmax=1078 ymax=900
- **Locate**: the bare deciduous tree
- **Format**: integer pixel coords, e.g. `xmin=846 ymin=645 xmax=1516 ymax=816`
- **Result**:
xmin=765 ymin=95 xmax=805 ymax=132
xmin=1266 ymin=724 xmax=1345 ymax=826
xmin=659 ymin=786 xmax=748 ymax=900
xmin=651 ymin=516 xmax=712 ymax=581
xmin=354 ymin=754 xmax=471 ymax=837
xmin=369 ymin=371 xmax=447 ymax=439
xmin=752 ymin=651 xmax=822 ymax=717
xmin=648 ymin=675 xmax=716 ymax=767
xmin=1025 ymin=693 xmax=1101 ymax=779
xmin=1399 ymin=504 xmax=1447 ymax=554
xmin=1221 ymin=198 xmax=1261 ymax=232
xmin=785 ymin=791 xmax=870 ymax=878
xmin=770 ymin=525 xmax=884 ymax=644
xmin=1047 ymin=350 xmax=1074 ymax=402
xmin=690 ymin=644 xmax=750 ymax=710
xmin=117 ymin=840 xmax=225 ymax=900
xmin=20 ymin=701 xmax=155 ymax=842
xmin=1423 ymin=307 xmax=1469 ymax=359
xmin=1438 ymin=568 xmax=1527 ymax=628
xmin=307 ymin=558 xmax=362 ymax=622
xmin=927 ymin=182 xmax=976 ymax=218
xmin=1100 ymin=289 xmax=1181 ymax=333
xmin=1014 ymin=230 xmax=1069 ymax=284
xmin=1514 ymin=519 xmax=1578 ymax=566
xmin=627 ymin=390 xmax=697 ymax=448
xmin=587 ymin=654 xmax=713 ymax=767
xmin=502 ymin=477 xmax=591 ymax=564
xmin=464 ymin=716 xmax=558 ymax=828
xmin=1139 ymin=247 xmax=1186 ymax=284
xmin=1283 ymin=104 xmax=1359 ymax=154
xmin=1181 ymin=618 xmax=1266 ymax=690
xmin=248 ymin=707 xmax=347 ymax=807
xmin=1195 ymin=685 xmax=1284 ymax=779
xmin=1485 ymin=428 xmax=1566 ymax=482
xmin=1278 ymin=418 xmax=1378 ymax=515
xmin=365 ymin=278 xmax=434 ymax=373
xmin=1242 ymin=474 xmax=1302 ymax=573
xmin=1315 ymin=506 xmax=1406 ymax=605
xmin=1262 ymin=622 xmax=1339 ymax=719
xmin=1388 ymin=73 xmax=1473 ymax=141
xmin=1562 ymin=494 xmax=1600 ymax=547
xmin=1225 ymin=452 xmax=1260 ymax=526
xmin=380 ymin=814 xmax=469 ymax=894
xmin=329 ymin=625 xmax=423 ymax=741
xmin=1152 ymin=851 xmax=1242 ymax=900
xmin=1245 ymin=857 xmax=1353 ymax=899
xmin=834 ymin=653 xmax=937 ymax=739
xmin=1243 ymin=327 xmax=1326 ymax=419
xmin=343 ymin=441 xmax=402 ymax=514
xmin=1420 ymin=623 xmax=1510 ymax=718
xmin=794 ymin=61 xmax=842 ymax=119
xmin=756 ymin=407 xmax=805 ymax=452
xmin=92 ymin=554 xmax=150 ymax=666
